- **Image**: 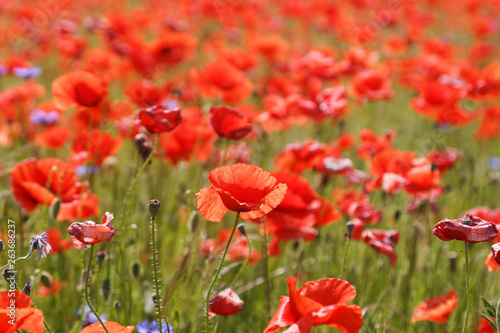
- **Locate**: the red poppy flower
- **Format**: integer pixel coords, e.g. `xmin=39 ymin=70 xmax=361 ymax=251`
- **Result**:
xmin=199 ymin=228 xmax=262 ymax=264
xmin=196 ymin=163 xmax=287 ymax=222
xmin=38 ymin=280 xmax=67 ymax=297
xmin=478 ymin=317 xmax=496 ymax=333
xmin=264 ymin=277 xmax=363 ymax=333
xmin=351 ymin=69 xmax=393 ymax=102
xmin=475 ymin=106 xmax=500 ymax=140
xmin=275 ymin=140 xmax=329 ymax=173
xmin=427 ymin=148 xmax=463 ymax=173
xmin=189 ymin=59 xmax=253 ymax=103
xmin=78 ymin=322 xmax=135 ymax=333
xmin=124 ymin=79 xmax=163 ymax=107
xmin=357 ymin=129 xmax=396 ymax=160
xmin=208 ymin=289 xmax=244 ymax=318
xmin=52 ymin=70 xmax=107 ymax=110
xmin=362 ymin=229 xmax=399 ymax=266
xmin=433 ymin=214 xmax=499 ymax=243
xmin=485 ymin=251 xmax=500 ymax=272
xmin=45 ymin=228 xmax=73 ymax=254
xmin=67 ymin=212 xmax=116 ymax=250
xmin=209 ymin=106 xmax=252 ymax=140
xmin=10 ymin=158 xmax=99 ymax=221
xmin=34 ymin=126 xmax=72 ymax=150
xmin=137 ymin=105 xmax=182 ymax=134
xmin=69 ymin=129 xmax=123 ymax=167
xmin=0 ymin=290 xmax=44 ymax=333
xmin=412 ymin=290 xmax=458 ymax=324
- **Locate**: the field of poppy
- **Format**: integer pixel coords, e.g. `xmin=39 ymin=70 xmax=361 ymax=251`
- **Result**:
xmin=1 ymin=0 xmax=500 ymax=332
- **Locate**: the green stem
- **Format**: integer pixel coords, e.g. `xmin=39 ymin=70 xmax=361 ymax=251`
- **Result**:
xmin=340 ymin=237 xmax=352 ymax=280
xmin=151 ymin=215 xmax=170 ymax=333
xmin=205 ymin=212 xmax=240 ymax=332
xmin=261 ymin=217 xmax=272 ymax=316
xmin=0 ymin=252 xmax=32 ymax=271
xmin=230 ymin=230 xmax=251 ymax=289
xmin=84 ymin=245 xmax=109 ymax=333
xmin=462 ymin=242 xmax=471 ymax=333
xmin=121 ymin=135 xmax=159 ymax=234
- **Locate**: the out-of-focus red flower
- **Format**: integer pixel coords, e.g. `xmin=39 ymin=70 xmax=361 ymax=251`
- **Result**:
xmin=475 ymin=106 xmax=500 ymax=140
xmin=158 ymin=107 xmax=216 ymax=165
xmin=0 ymin=291 xmax=44 ymax=333
xmin=52 ymin=70 xmax=107 ymax=110
xmin=69 ymin=129 xmax=123 ymax=167
xmin=137 ymin=105 xmax=182 ymax=134
xmin=34 ymin=126 xmax=72 ymax=150
xmin=411 ymin=290 xmax=458 ymax=324
xmin=264 ymin=276 xmax=363 ymax=333
xmin=190 ymin=60 xmax=253 ymax=103
xmin=362 ymin=229 xmax=399 ymax=266
xmin=485 ymin=251 xmax=500 ymax=272
xmin=209 ymin=106 xmax=252 ymax=140
xmin=348 ymin=202 xmax=383 ymax=224
xmin=38 ymin=280 xmax=67 ymax=297
xmin=149 ymin=32 xmax=196 ymax=67
xmin=249 ymin=34 xmax=289 ymax=63
xmin=433 ymin=214 xmax=499 ymax=243
xmin=10 ymin=158 xmax=99 ymax=221
xmin=464 ymin=207 xmax=500 ymax=243
xmin=478 ymin=317 xmax=496 ymax=333
xmin=67 ymin=212 xmax=116 ymax=250
xmin=79 ymin=322 xmax=135 ymax=333
xmin=196 ymin=164 xmax=287 ymax=222
xmin=427 ymin=148 xmax=463 ymax=173
xmin=208 ymin=289 xmax=244 ymax=318
xmin=275 ymin=140 xmax=329 ymax=173
xmin=347 ymin=219 xmax=365 ymax=240
xmin=351 ymin=69 xmax=393 ymax=102
xmin=199 ymin=228 xmax=262 ymax=264
xmin=45 ymin=228 xmax=73 ymax=254
xmin=124 ymin=79 xmax=163 ymax=107
xmin=357 ymin=129 xmax=396 ymax=160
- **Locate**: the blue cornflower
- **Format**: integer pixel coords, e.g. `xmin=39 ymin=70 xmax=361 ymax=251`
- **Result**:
xmin=30 ymin=109 xmax=60 ymax=125
xmin=12 ymin=66 xmax=42 ymax=79
xmin=81 ymin=305 xmax=107 ymax=328
xmin=136 ymin=320 xmax=173 ymax=333
xmin=489 ymin=157 xmax=500 ymax=171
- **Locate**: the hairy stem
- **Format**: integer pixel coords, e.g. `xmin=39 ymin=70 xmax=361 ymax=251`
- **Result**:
xmin=462 ymin=242 xmax=471 ymax=333
xmin=84 ymin=245 xmax=109 ymax=333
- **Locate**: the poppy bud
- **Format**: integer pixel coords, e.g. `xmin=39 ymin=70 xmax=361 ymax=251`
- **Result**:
xmin=2 ymin=268 xmax=16 ymax=283
xmin=96 ymin=251 xmax=106 ymax=268
xmin=393 ymin=210 xmax=401 ymax=222
xmin=449 ymin=251 xmax=457 ymax=272
xmin=101 ymin=277 xmax=111 ymax=301
xmin=152 ymin=292 xmax=158 ymax=305
xmin=134 ymin=133 xmax=154 ymax=162
xmin=39 ymin=271 xmax=53 ymax=289
xmin=131 ymin=261 xmax=141 ymax=278
xmin=49 ymin=198 xmax=61 ymax=221
xmin=22 ymin=281 xmax=31 ymax=296
xmin=114 ymin=300 xmax=120 ymax=310
xmin=346 ymin=221 xmax=354 ymax=238
xmin=0 ymin=240 xmax=3 ymax=252
xmin=237 ymin=223 xmax=247 ymax=236
xmin=188 ymin=211 xmax=199 ymax=233
xmin=148 ymin=199 xmax=161 ymax=218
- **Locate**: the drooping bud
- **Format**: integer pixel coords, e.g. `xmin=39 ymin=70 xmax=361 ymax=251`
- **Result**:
xmin=131 ymin=261 xmax=141 ymax=278
xmin=148 ymin=199 xmax=161 ymax=218
xmin=134 ymin=133 xmax=154 ymax=162
xmin=2 ymin=268 xmax=16 ymax=283
xmin=114 ymin=300 xmax=120 ymax=310
xmin=237 ymin=223 xmax=247 ymax=237
xmin=49 ymin=198 xmax=61 ymax=221
xmin=346 ymin=221 xmax=354 ymax=238
xmin=39 ymin=271 xmax=53 ymax=289
xmin=101 ymin=277 xmax=111 ymax=301
xmin=96 ymin=251 xmax=106 ymax=268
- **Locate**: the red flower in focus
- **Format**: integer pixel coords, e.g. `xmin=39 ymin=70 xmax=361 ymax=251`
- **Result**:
xmin=362 ymin=229 xmax=399 ymax=266
xmin=10 ymin=158 xmax=99 ymax=221
xmin=196 ymin=164 xmax=287 ymax=222
xmin=0 ymin=291 xmax=44 ymax=333
xmin=433 ymin=214 xmax=499 ymax=243
xmin=209 ymin=106 xmax=252 ymax=140
xmin=190 ymin=60 xmax=253 ymax=103
xmin=208 ymin=289 xmax=244 ymax=318
xmin=52 ymin=70 xmax=107 ymax=110
xmin=264 ymin=276 xmax=363 ymax=333
xmin=79 ymin=322 xmax=135 ymax=333
xmin=67 ymin=212 xmax=116 ymax=250
xmin=412 ymin=290 xmax=458 ymax=324
xmin=492 ymin=243 xmax=500 ymax=265
xmin=137 ymin=105 xmax=182 ymax=134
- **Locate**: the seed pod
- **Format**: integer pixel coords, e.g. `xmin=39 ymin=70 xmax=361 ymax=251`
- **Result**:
xmin=148 ymin=199 xmax=161 ymax=218
xmin=39 ymin=271 xmax=53 ymax=289
xmin=131 ymin=261 xmax=141 ymax=278
xmin=101 ymin=277 xmax=111 ymax=301
xmin=49 ymin=198 xmax=61 ymax=221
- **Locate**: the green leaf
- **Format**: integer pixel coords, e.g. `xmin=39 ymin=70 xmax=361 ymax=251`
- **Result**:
xmin=481 ymin=314 xmax=498 ymax=331
xmin=482 ymin=297 xmax=497 ymax=318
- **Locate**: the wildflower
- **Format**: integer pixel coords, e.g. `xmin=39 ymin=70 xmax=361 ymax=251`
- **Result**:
xmin=0 ymin=290 xmax=44 ymax=333
xmin=208 ymin=289 xmax=244 ymax=318
xmin=433 ymin=214 xmax=499 ymax=243
xmin=196 ymin=163 xmax=287 ymax=222
xmin=209 ymin=106 xmax=252 ymax=140
xmin=136 ymin=320 xmax=173 ymax=333
xmin=79 ymin=322 xmax=134 ymax=333
xmin=52 ymin=70 xmax=107 ymax=109
xmin=412 ymin=290 xmax=458 ymax=324
xmin=137 ymin=105 xmax=182 ymax=134
xmin=29 ymin=231 xmax=52 ymax=259
xmin=67 ymin=212 xmax=116 ymax=250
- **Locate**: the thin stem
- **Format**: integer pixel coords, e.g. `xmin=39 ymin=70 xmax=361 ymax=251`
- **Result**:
xmin=84 ymin=245 xmax=109 ymax=333
xmin=206 ymin=212 xmax=240 ymax=332
xmin=0 ymin=252 xmax=32 ymax=271
xmin=340 ymin=237 xmax=352 ymax=280
xmin=151 ymin=215 xmax=170 ymax=333
xmin=121 ymin=135 xmax=159 ymax=233
xmin=261 ymin=217 xmax=272 ymax=317
xmin=230 ymin=230 xmax=251 ymax=289
xmin=462 ymin=242 xmax=471 ymax=333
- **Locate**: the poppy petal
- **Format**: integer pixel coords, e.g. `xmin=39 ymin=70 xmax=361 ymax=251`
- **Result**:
xmin=264 ymin=296 xmax=297 ymax=333
xmin=196 ymin=186 xmax=229 ymax=222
